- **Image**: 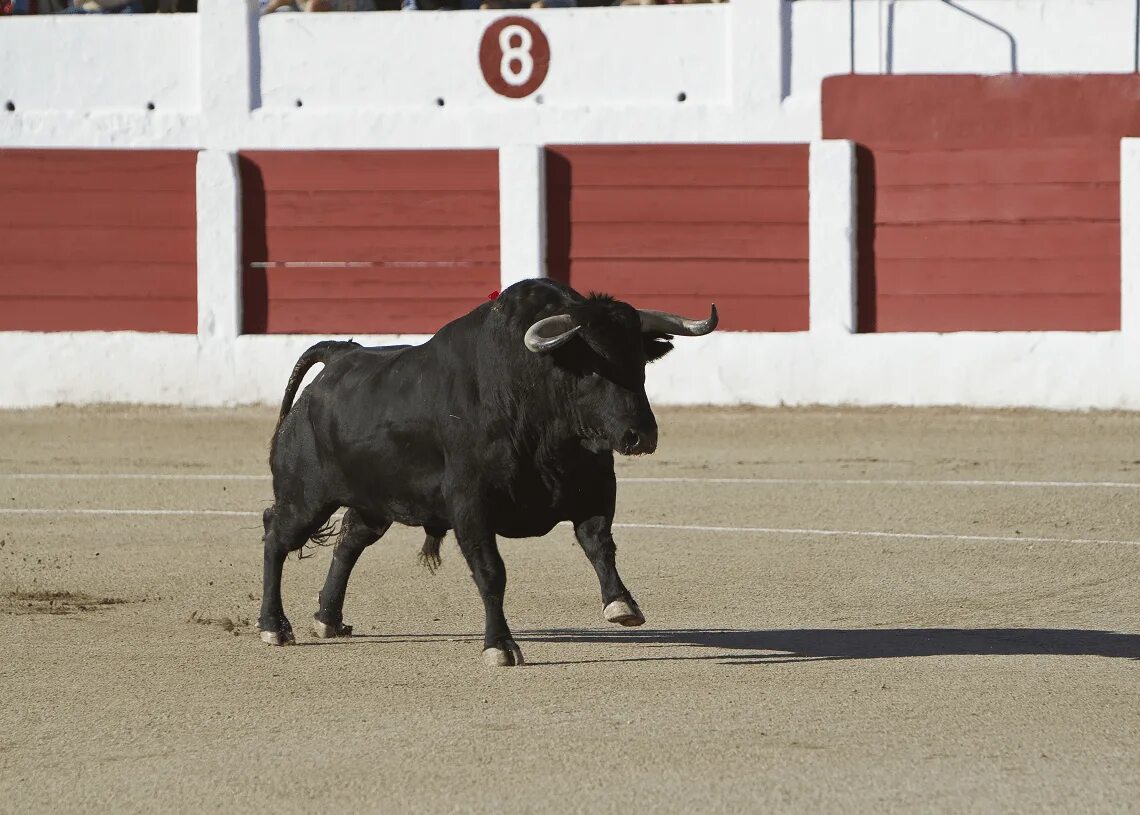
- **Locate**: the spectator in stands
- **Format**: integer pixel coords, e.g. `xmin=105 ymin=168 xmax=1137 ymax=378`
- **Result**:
xmin=59 ymin=0 xmax=143 ymax=10
xmin=401 ymin=0 xmax=574 ymax=8
xmin=398 ymin=0 xmax=719 ymax=6
xmin=399 ymin=0 xmax=478 ymax=8
xmin=483 ymin=0 xmax=575 ymax=6
xmin=5 ymin=0 xmax=70 ymax=11
xmin=143 ymin=0 xmax=197 ymax=9
xmin=4 ymin=0 xmax=719 ymax=11
xmin=261 ymin=0 xmax=376 ymax=10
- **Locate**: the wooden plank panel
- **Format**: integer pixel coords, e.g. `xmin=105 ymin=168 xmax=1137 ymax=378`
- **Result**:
xmin=825 ymin=76 xmax=1129 ymax=333
xmin=249 ymin=263 xmax=498 ymax=334
xmin=262 ymin=226 xmax=499 ymax=264
xmin=567 ymin=259 xmax=807 ymax=298
xmin=0 ymin=227 xmax=196 ymax=264
xmin=875 ymin=293 xmax=1120 ymax=332
xmin=0 ymin=150 xmax=196 ymax=192
xmin=261 ymin=265 xmax=501 ymax=301
xmin=874 ymin=222 xmax=1119 ymax=261
xmin=0 ymin=150 xmax=197 ymax=333
xmin=262 ymin=294 xmax=495 ymax=335
xmin=242 ymin=150 xmax=499 ymax=192
xmin=875 ymin=259 xmax=1118 ymax=296
xmin=262 ymin=280 xmax=499 ymax=335
xmin=874 ymin=183 xmax=1119 ymax=224
xmin=568 ymin=223 xmax=807 ymax=261
xmin=871 ymin=147 xmax=1119 ymax=187
xmin=263 ymin=190 xmax=499 ymax=229
xmin=822 ymin=74 xmax=1140 ymax=145
xmin=0 ymin=297 xmax=195 ymax=333
xmin=548 ymin=144 xmax=809 ymax=188
xmin=0 ymin=191 xmax=197 ymax=229
xmin=546 ymin=144 xmax=810 ymax=312
xmin=242 ymin=149 xmax=501 ymax=334
xmin=568 ymin=186 xmax=808 ymax=225
xmin=0 ymin=264 xmax=196 ymax=298
xmin=567 ymin=269 xmax=807 ymax=331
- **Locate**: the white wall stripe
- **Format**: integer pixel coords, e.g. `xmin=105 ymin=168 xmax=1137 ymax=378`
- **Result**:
xmin=3 ymin=473 xmax=1140 ymax=490
xmin=0 ymin=507 xmax=1137 ymax=548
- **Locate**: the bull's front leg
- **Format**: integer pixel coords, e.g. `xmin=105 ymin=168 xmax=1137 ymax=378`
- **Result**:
xmin=454 ymin=517 xmax=523 ymax=667
xmin=573 ymin=515 xmax=645 ymax=627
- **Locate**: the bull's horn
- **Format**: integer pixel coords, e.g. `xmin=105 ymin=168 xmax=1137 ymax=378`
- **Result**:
xmin=638 ymin=304 xmax=718 ymax=336
xmin=524 ymin=314 xmax=581 ymax=353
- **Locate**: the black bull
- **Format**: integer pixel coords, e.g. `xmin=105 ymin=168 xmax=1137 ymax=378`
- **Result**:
xmin=259 ymin=278 xmax=717 ymax=666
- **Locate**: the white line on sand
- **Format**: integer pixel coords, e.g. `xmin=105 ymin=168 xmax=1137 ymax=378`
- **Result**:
xmin=4 ymin=473 xmax=1140 ymax=489
xmin=1 ymin=507 xmax=1137 ymax=547
xmin=619 ymin=477 xmax=1140 ymax=489
xmin=0 ymin=473 xmax=267 ymax=481
xmin=0 ymin=508 xmax=257 ymax=517
xmin=612 ymin=522 xmax=1140 ymax=548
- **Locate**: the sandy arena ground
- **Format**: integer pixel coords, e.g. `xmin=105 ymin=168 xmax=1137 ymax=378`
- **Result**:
xmin=0 ymin=405 xmax=1137 ymax=813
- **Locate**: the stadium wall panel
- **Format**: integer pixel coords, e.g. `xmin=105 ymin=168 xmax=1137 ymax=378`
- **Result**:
xmin=545 ymin=144 xmax=810 ymax=332
xmin=823 ymin=74 xmax=1131 ymax=333
xmin=0 ymin=149 xmax=197 ymax=333
xmin=238 ymin=150 xmax=500 ymax=335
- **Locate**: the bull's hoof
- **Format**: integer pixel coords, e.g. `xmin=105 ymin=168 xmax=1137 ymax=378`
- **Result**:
xmin=482 ymin=639 xmax=524 ymax=667
xmin=259 ymin=628 xmax=296 ymax=646
xmin=604 ymin=598 xmax=645 ymax=627
xmin=312 ymin=616 xmax=353 ymax=639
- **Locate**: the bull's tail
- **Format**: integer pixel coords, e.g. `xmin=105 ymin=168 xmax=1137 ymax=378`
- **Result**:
xmin=418 ymin=528 xmax=447 ymax=575
xmin=272 ymin=340 xmax=361 ymax=440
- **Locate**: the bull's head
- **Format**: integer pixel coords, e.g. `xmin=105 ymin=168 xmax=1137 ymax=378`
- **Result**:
xmin=522 ymin=297 xmax=718 ymax=456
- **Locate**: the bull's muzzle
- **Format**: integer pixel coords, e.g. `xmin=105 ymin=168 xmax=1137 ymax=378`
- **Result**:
xmin=620 ymin=426 xmax=658 ymax=456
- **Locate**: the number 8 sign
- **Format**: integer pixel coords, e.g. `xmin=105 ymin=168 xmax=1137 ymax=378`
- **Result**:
xmin=479 ymin=17 xmax=551 ymax=99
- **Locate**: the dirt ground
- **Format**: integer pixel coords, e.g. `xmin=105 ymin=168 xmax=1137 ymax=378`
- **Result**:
xmin=0 ymin=405 xmax=1137 ymax=813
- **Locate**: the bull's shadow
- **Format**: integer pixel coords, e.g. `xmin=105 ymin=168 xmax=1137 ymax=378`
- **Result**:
xmin=514 ymin=627 xmax=1140 ymax=666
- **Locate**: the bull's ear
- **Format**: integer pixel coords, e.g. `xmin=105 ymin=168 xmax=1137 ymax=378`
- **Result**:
xmin=643 ymin=335 xmax=674 ymax=363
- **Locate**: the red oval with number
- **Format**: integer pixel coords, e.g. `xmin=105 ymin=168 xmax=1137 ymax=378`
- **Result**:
xmin=479 ymin=17 xmax=550 ymax=99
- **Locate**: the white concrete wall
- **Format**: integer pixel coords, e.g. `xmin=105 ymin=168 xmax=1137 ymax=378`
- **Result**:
xmin=0 ymin=15 xmax=200 ymax=115
xmin=259 ymin=7 xmax=729 ymax=110
xmin=6 ymin=326 xmax=1140 ymax=410
xmin=809 ymin=140 xmax=857 ymax=335
xmin=0 ymin=1 xmax=799 ymax=147
xmin=2 ymin=1 xmax=1140 ymax=409
xmin=4 ymin=0 xmax=1134 ymax=149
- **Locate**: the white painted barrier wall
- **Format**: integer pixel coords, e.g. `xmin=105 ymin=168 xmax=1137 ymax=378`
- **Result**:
xmin=260 ymin=8 xmax=729 ymax=109
xmin=0 ymin=15 xmax=200 ymax=114
xmin=2 ymin=0 xmax=1140 ymax=409
xmin=3 ymin=0 xmax=1135 ymax=149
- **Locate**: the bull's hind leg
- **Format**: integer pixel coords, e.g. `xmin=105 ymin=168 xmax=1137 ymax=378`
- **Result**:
xmin=313 ymin=508 xmax=391 ymax=638
xmin=259 ymin=502 xmax=336 ymax=646
xmin=574 ymin=515 xmax=645 ymax=627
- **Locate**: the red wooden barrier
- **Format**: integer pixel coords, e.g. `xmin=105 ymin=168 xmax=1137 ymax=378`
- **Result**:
xmin=240 ymin=150 xmax=499 ymax=335
xmin=545 ymin=144 xmax=809 ymax=332
xmin=0 ymin=150 xmax=197 ymax=332
xmin=823 ymin=75 xmax=1131 ymax=332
